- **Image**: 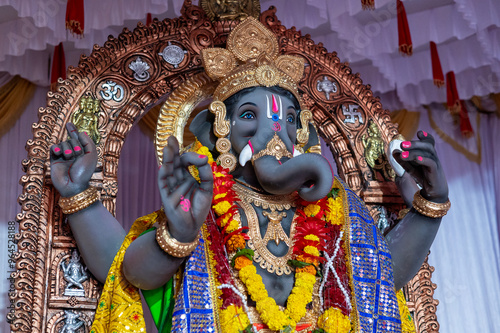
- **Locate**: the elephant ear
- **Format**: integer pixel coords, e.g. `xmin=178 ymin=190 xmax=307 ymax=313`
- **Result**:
xmin=302 ymin=123 xmax=320 ymax=153
xmin=189 ymin=109 xmax=217 ymax=151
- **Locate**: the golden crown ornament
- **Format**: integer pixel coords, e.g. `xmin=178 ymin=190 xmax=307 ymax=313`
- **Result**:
xmin=201 ymin=17 xmax=305 ymax=106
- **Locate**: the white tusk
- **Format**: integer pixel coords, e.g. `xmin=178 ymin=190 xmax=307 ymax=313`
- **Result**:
xmin=239 ymin=144 xmax=253 ymax=167
xmin=293 ymin=147 xmax=302 ymax=157
xmin=387 ymin=139 xmax=405 ymax=177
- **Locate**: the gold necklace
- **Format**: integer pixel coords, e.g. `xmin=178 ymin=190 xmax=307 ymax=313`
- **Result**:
xmin=233 ymin=182 xmax=297 ymax=276
xmin=232 ymin=182 xmax=297 ymax=211
xmin=233 ymin=178 xmax=266 ymax=193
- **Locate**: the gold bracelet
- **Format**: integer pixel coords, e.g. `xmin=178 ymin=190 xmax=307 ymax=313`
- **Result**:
xmin=412 ymin=191 xmax=451 ymax=218
xmin=155 ymin=214 xmax=199 ymax=258
xmin=58 ymin=186 xmax=99 ymax=215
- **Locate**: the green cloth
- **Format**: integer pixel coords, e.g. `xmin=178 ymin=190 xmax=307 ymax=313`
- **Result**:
xmin=142 ymin=279 xmax=175 ymax=333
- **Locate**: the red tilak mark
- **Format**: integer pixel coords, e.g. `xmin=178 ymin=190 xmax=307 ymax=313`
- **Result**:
xmin=422 ymin=131 xmax=428 ymax=137
xmin=70 ymin=129 xmax=78 ymax=133
xmin=402 ymin=141 xmax=411 ymax=149
xmin=84 ymin=152 xmax=91 ymax=154
xmin=64 ymin=149 xmax=72 ymax=154
xmin=54 ymin=147 xmax=61 ymax=153
xmin=272 ymin=122 xmax=281 ymax=132
xmin=272 ymin=94 xmax=279 ymax=113
xmin=418 ymin=156 xmax=423 ymax=162
xmin=198 ymin=154 xmax=205 ymax=158
xmin=278 ymin=160 xmax=282 ymax=165
xmin=74 ymin=146 xmax=81 ymax=152
xmin=402 ymin=151 xmax=409 ymax=159
xmin=84 ymin=131 xmax=88 ymax=136
xmin=248 ymin=140 xmax=254 ymax=154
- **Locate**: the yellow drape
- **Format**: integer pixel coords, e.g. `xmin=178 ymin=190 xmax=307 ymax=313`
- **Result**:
xmin=0 ymin=75 xmax=36 ymax=137
xmin=390 ymin=109 xmax=421 ymax=140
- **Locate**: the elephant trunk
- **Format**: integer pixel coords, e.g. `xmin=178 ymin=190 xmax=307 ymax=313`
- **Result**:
xmin=252 ymin=153 xmax=334 ymax=202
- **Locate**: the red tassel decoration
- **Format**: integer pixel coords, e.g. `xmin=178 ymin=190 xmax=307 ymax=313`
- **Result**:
xmin=430 ymin=41 xmax=445 ymax=87
xmin=362 ymin=0 xmax=375 ymax=10
xmin=146 ymin=13 xmax=152 ymax=26
xmin=50 ymin=42 xmax=66 ymax=91
xmin=66 ymin=0 xmax=84 ymax=37
xmin=446 ymin=71 xmax=461 ymax=115
xmin=397 ymin=0 xmax=412 ymax=56
xmin=459 ymin=100 xmax=474 ymax=138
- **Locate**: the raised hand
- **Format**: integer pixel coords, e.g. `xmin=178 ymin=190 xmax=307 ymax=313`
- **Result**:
xmin=50 ymin=123 xmax=98 ymax=198
xmin=158 ymin=136 xmax=214 ymax=242
xmin=394 ymin=131 xmax=448 ymax=203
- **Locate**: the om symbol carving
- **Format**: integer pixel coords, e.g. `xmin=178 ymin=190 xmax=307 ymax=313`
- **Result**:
xmin=99 ymin=81 xmax=125 ymax=102
xmin=272 ymin=122 xmax=281 ymax=132
xmin=179 ymin=195 xmax=191 ymax=212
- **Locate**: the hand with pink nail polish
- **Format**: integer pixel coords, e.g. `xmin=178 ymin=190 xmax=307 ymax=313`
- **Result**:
xmin=394 ymin=130 xmax=448 ymax=203
xmin=50 ymin=122 xmax=98 ymax=197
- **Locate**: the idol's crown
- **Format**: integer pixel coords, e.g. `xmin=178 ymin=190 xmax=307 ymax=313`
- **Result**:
xmin=201 ymin=17 xmax=304 ymax=106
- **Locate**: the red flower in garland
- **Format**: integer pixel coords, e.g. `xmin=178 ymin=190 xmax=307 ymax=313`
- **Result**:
xmin=293 ymin=212 xmax=328 ymax=262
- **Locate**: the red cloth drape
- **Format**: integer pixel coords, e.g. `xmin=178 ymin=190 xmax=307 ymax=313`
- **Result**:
xmin=146 ymin=13 xmax=152 ymax=26
xmin=446 ymin=71 xmax=473 ymax=137
xmin=397 ymin=0 xmax=412 ymax=55
xmin=430 ymin=41 xmax=445 ymax=87
xmin=459 ymin=100 xmax=474 ymax=138
xmin=66 ymin=0 xmax=84 ymax=37
xmin=446 ymin=71 xmax=460 ymax=114
xmin=361 ymin=0 xmax=375 ymax=10
xmin=50 ymin=42 xmax=66 ymax=91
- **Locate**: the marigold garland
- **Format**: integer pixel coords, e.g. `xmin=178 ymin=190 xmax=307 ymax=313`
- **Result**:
xmin=191 ymin=141 xmax=352 ymax=332
xmin=220 ymin=305 xmax=251 ymax=333
xmin=317 ymin=307 xmax=351 ymax=333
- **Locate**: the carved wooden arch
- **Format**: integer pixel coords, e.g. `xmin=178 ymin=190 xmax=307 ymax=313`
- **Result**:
xmin=9 ymin=1 xmax=438 ymax=332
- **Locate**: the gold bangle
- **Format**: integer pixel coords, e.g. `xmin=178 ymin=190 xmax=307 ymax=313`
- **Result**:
xmin=412 ymin=191 xmax=451 ymax=218
xmin=155 ymin=214 xmax=199 ymax=258
xmin=58 ymin=186 xmax=99 ymax=215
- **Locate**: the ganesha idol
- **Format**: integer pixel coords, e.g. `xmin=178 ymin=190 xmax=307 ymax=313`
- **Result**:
xmin=49 ymin=18 xmax=450 ymax=333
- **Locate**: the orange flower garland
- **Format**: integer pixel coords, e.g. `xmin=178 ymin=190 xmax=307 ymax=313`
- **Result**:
xmin=192 ymin=141 xmax=352 ymax=332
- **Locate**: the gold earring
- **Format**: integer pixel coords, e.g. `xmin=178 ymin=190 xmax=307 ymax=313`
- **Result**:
xmin=209 ymin=101 xmax=237 ymax=172
xmin=296 ymin=109 xmax=312 ymax=146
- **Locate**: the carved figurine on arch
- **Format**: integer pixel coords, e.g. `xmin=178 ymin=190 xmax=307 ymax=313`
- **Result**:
xmin=9 ymin=3 xmax=446 ymax=333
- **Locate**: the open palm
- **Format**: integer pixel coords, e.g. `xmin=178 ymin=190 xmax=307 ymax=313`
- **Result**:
xmin=158 ymin=136 xmax=214 ymax=242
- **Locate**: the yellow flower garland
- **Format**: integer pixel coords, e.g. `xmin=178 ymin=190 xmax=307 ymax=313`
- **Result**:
xmin=192 ymin=140 xmax=353 ymax=332
xmin=317 ymin=307 xmax=351 ymax=333
xmin=220 ymin=305 xmax=251 ymax=333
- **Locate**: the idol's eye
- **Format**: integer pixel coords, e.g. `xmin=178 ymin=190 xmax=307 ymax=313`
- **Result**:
xmin=240 ymin=111 xmax=256 ymax=119
xmin=286 ymin=114 xmax=295 ymax=123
